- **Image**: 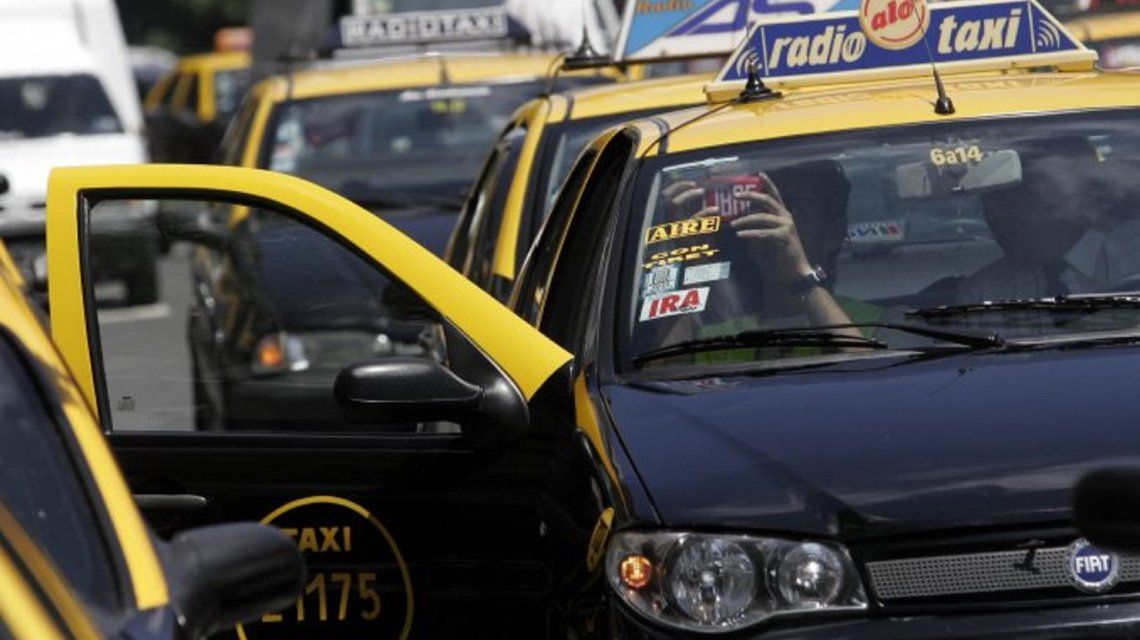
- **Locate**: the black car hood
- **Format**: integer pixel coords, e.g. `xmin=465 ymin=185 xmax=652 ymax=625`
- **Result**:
xmin=604 ymin=346 xmax=1140 ymax=539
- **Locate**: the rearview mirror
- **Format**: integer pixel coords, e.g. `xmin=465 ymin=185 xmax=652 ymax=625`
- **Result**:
xmin=1074 ymin=468 xmax=1140 ymax=553
xmin=166 ymin=523 xmax=304 ymax=639
xmin=897 ymin=149 xmax=1022 ymax=199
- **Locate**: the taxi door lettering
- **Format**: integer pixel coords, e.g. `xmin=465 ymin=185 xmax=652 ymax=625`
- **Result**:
xmin=282 ymin=526 xmax=352 ymax=552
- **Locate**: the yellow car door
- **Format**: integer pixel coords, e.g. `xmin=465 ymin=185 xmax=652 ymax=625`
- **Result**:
xmin=46 ymin=164 xmax=573 ymax=638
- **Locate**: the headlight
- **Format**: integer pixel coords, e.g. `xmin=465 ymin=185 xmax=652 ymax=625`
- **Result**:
xmin=606 ymin=531 xmax=866 ymax=633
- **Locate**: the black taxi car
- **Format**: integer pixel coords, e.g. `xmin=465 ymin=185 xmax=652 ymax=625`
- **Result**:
xmin=43 ymin=2 xmax=1140 ymax=638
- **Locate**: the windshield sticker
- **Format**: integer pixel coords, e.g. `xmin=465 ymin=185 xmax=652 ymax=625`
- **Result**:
xmin=929 ymin=143 xmax=984 ymax=166
xmin=848 ymin=220 xmax=904 ymax=243
xmin=646 ymin=216 xmax=721 ymax=244
xmin=640 ymin=286 xmax=711 ymax=321
xmin=683 ymin=261 xmax=732 ymax=285
xmin=643 ymin=264 xmax=680 ymax=297
xmin=643 ymin=243 xmax=720 ymax=269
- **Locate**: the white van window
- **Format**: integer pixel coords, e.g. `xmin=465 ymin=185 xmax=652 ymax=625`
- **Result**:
xmin=0 ymin=74 xmax=122 ymax=139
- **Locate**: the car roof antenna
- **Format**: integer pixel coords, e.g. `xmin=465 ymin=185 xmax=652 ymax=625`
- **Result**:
xmin=738 ymin=62 xmax=780 ymax=102
xmin=922 ymin=37 xmax=955 ymax=115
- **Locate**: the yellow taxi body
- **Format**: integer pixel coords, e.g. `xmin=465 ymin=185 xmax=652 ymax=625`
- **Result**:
xmin=632 ymin=69 xmax=1140 ymax=158
xmin=487 ymin=73 xmax=712 ymax=283
xmin=144 ymin=51 xmax=251 ymax=123
xmin=1065 ymin=10 xmax=1140 ymax=45
xmin=0 ymin=251 xmax=170 ymax=629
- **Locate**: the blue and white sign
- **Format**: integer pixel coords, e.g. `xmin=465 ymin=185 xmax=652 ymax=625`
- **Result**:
xmin=615 ymin=0 xmax=858 ymax=61
xmin=1068 ymin=538 xmax=1120 ymax=593
xmin=707 ymin=0 xmax=1095 ymax=97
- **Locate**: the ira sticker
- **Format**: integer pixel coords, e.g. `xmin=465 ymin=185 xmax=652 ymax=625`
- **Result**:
xmin=683 ymin=261 xmax=731 ymax=286
xmin=640 ymin=287 xmax=710 ymax=322
xmin=643 ymin=264 xmax=680 ymax=297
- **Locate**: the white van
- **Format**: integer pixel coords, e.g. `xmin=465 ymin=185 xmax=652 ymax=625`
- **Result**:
xmin=0 ymin=0 xmax=155 ymax=303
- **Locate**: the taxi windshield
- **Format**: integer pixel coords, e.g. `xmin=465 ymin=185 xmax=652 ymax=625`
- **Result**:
xmin=0 ymin=74 xmax=122 ymax=139
xmin=265 ymin=81 xmax=545 ymax=207
xmin=621 ymin=109 xmax=1140 ymax=371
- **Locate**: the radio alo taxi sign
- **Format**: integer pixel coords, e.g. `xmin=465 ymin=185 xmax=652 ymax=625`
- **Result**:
xmin=706 ymin=0 xmax=1097 ymax=100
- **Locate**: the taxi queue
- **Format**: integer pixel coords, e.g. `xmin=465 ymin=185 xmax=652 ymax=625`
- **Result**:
xmin=10 ymin=0 xmax=1140 ymax=638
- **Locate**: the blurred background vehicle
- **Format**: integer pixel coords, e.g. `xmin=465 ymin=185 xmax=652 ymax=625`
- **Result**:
xmin=0 ymin=0 xmax=153 ymax=305
xmin=144 ymin=48 xmax=251 ymax=163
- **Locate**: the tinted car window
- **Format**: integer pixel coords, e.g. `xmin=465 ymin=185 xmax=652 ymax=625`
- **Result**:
xmin=620 ymin=109 xmax=1140 ymax=371
xmin=0 ymin=338 xmax=120 ymax=611
xmin=213 ymin=68 xmax=250 ymax=120
xmin=0 ymin=74 xmax=122 ymax=138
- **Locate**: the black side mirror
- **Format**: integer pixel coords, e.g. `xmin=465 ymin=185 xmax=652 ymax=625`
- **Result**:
xmin=1074 ymin=468 xmax=1140 ymax=552
xmin=335 ymin=358 xmax=481 ymax=423
xmin=0 ymin=174 xmax=8 ymax=196
xmin=334 ymin=356 xmax=528 ymax=446
xmin=166 ymin=523 xmax=304 ymax=639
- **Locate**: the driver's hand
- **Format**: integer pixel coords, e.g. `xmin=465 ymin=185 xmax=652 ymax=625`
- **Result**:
xmin=662 ymin=180 xmax=717 ymax=219
xmin=728 ymin=173 xmax=812 ymax=285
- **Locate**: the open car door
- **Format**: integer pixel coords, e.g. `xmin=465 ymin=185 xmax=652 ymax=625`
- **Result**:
xmin=46 ymin=165 xmax=575 ymax=639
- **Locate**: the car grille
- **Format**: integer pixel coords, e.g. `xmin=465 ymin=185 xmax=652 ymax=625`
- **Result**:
xmin=866 ymin=543 xmax=1140 ymax=601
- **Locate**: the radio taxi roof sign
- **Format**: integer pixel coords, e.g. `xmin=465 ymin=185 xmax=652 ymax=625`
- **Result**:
xmin=340 ymin=7 xmax=510 ymax=48
xmin=706 ymin=0 xmax=1096 ymax=100
xmin=614 ymin=0 xmax=862 ymax=62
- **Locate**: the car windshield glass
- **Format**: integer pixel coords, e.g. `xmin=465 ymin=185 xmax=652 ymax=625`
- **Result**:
xmin=0 ymin=339 xmax=120 ymax=610
xmin=0 ymin=74 xmax=122 ymax=139
xmin=214 ymin=68 xmax=250 ymax=119
xmin=621 ymin=109 xmax=1140 ymax=370
xmin=266 ymin=81 xmax=544 ymax=202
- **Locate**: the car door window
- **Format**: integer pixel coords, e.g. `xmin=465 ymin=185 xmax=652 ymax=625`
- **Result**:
xmin=87 ymin=198 xmax=442 ymax=433
xmin=465 ymin=127 xmax=526 ymax=297
xmin=0 ymin=337 xmax=121 ymax=612
xmin=512 ymin=144 xmax=600 ymax=325
xmin=218 ymin=94 xmax=258 ymax=166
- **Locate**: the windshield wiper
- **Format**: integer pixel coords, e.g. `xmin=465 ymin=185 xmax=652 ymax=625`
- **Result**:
xmin=632 ymin=322 xmax=1002 ymax=366
xmin=908 ymin=294 xmax=1140 ymax=319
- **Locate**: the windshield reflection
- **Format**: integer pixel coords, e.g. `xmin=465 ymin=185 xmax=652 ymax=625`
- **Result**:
xmin=624 ymin=110 xmax=1140 ymax=369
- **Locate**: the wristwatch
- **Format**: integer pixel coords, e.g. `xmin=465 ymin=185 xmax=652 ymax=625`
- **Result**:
xmin=788 ymin=265 xmax=829 ymax=300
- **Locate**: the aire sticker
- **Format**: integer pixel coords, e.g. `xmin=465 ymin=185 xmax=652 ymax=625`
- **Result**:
xmin=640 ymin=287 xmax=710 ymax=321
xmin=645 ymin=216 xmax=721 ymax=244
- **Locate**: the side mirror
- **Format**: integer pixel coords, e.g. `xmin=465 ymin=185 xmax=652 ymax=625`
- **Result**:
xmin=1074 ymin=468 xmax=1140 ymax=552
xmin=334 ymin=356 xmax=528 ymax=446
xmin=0 ymin=174 xmax=8 ymax=196
xmin=335 ymin=358 xmax=482 ymax=423
xmin=166 ymin=523 xmax=304 ymax=639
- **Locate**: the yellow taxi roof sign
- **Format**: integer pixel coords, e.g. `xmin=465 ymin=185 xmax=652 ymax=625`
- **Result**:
xmin=706 ymin=0 xmax=1097 ymax=101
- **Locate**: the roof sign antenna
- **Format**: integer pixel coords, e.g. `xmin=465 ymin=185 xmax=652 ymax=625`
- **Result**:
xmin=923 ymin=37 xmax=955 ymax=115
xmin=564 ymin=3 xmax=601 ymax=67
xmin=738 ymin=62 xmax=780 ymax=102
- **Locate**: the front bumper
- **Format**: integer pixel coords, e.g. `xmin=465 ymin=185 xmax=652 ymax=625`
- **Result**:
xmin=610 ymin=597 xmax=1140 ymax=639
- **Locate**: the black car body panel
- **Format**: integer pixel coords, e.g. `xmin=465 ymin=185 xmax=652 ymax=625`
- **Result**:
xmin=604 ymin=346 xmax=1140 ymax=537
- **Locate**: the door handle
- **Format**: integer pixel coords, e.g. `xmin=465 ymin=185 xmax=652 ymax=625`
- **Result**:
xmin=134 ymin=493 xmax=209 ymax=512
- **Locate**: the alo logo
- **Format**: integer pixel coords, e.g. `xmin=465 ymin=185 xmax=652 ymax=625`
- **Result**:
xmin=1068 ymin=538 xmax=1119 ymax=593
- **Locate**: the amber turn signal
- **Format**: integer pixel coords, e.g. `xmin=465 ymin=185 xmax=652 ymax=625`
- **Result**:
xmin=620 ymin=554 xmax=653 ymax=589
